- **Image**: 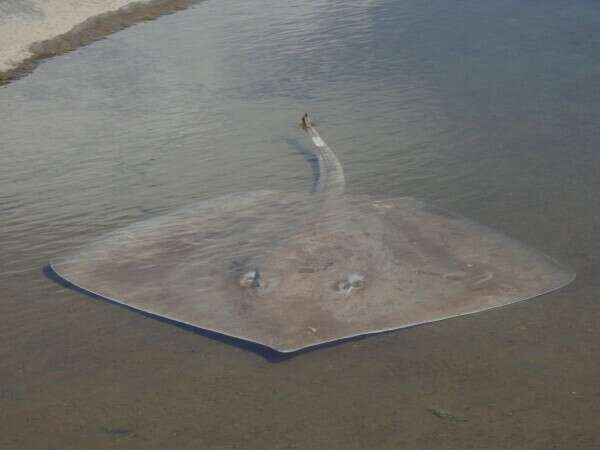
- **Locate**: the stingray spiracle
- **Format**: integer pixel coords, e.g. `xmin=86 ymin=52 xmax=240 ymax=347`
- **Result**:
xmin=337 ymin=273 xmax=365 ymax=294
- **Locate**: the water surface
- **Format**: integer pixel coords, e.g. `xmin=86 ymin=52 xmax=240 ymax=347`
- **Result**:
xmin=1 ymin=0 xmax=600 ymax=448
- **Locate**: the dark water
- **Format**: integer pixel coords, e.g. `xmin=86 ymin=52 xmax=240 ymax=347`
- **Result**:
xmin=1 ymin=0 xmax=600 ymax=448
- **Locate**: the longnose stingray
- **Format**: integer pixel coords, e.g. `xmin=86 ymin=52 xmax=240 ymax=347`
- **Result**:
xmin=50 ymin=115 xmax=574 ymax=353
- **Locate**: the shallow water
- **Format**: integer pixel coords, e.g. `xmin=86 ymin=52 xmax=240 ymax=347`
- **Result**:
xmin=2 ymin=0 xmax=600 ymax=448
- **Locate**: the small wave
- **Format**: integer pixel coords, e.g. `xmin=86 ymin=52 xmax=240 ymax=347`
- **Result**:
xmin=0 ymin=0 xmax=198 ymax=84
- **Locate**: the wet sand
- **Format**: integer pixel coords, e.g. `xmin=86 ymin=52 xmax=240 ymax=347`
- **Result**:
xmin=0 ymin=0 xmax=199 ymax=84
xmin=1 ymin=0 xmax=600 ymax=448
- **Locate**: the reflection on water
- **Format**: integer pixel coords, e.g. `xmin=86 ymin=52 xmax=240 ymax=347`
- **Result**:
xmin=1 ymin=0 xmax=600 ymax=448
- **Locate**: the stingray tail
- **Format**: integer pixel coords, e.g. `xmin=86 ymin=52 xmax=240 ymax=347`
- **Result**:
xmin=301 ymin=113 xmax=345 ymax=196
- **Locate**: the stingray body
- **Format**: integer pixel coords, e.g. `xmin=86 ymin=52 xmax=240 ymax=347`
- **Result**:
xmin=51 ymin=117 xmax=574 ymax=352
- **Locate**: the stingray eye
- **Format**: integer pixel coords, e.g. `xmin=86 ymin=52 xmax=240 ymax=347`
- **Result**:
xmin=337 ymin=273 xmax=365 ymax=294
xmin=239 ymin=268 xmax=266 ymax=289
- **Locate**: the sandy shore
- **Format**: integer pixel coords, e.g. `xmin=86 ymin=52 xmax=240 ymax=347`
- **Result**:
xmin=0 ymin=0 xmax=197 ymax=84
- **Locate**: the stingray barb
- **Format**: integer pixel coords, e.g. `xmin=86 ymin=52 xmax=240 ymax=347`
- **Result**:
xmin=51 ymin=114 xmax=574 ymax=353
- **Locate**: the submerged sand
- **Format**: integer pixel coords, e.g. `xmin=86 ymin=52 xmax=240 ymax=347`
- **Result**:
xmin=0 ymin=0 xmax=196 ymax=83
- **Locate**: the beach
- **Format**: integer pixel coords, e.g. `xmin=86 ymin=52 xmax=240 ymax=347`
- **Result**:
xmin=0 ymin=0 xmax=196 ymax=83
xmin=1 ymin=0 xmax=599 ymax=448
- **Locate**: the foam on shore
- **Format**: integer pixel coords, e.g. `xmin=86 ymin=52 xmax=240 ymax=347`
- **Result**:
xmin=0 ymin=0 xmax=197 ymax=84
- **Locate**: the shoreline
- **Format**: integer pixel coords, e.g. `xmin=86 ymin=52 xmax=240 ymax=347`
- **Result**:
xmin=0 ymin=0 xmax=200 ymax=86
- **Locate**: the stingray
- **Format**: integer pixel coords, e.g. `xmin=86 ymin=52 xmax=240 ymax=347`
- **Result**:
xmin=50 ymin=114 xmax=574 ymax=353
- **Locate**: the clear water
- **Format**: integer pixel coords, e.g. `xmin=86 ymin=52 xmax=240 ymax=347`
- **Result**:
xmin=1 ymin=0 xmax=600 ymax=448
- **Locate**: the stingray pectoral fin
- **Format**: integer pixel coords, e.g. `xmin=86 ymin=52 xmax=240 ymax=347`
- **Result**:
xmin=254 ymin=195 xmax=574 ymax=352
xmin=49 ymin=189 xmax=574 ymax=353
xmin=366 ymin=195 xmax=574 ymax=311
